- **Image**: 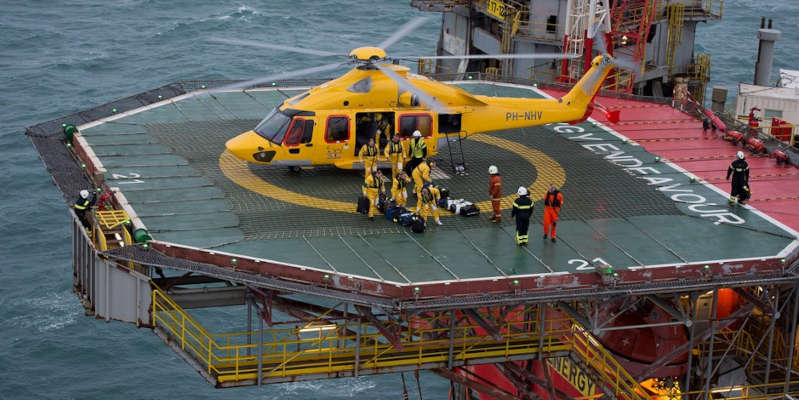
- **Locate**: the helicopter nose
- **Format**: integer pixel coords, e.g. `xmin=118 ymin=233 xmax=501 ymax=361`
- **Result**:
xmin=226 ymin=131 xmax=275 ymax=163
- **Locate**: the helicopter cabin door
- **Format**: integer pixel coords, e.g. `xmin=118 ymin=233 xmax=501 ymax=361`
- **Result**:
xmin=398 ymin=112 xmax=436 ymax=154
xmin=282 ymin=116 xmax=315 ymax=164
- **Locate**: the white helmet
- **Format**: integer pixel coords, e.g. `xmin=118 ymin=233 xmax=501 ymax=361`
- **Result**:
xmin=488 ymin=165 xmax=498 ymax=174
xmin=412 ymin=130 xmax=422 ymax=138
xmin=517 ymin=186 xmax=528 ymax=196
xmin=80 ymin=190 xmax=90 ymax=199
xmin=737 ymin=151 xmax=745 ymax=160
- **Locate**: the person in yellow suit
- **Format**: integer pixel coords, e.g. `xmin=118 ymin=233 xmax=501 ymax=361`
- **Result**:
xmin=412 ymin=159 xmax=435 ymax=198
xmin=417 ymin=186 xmax=443 ymax=226
xmin=358 ymin=137 xmax=379 ymax=174
xmin=362 ymin=170 xmax=385 ymax=221
xmin=375 ymin=113 xmax=393 ymax=146
xmin=384 ymin=134 xmax=406 ymax=180
xmin=391 ymin=171 xmax=412 ymax=207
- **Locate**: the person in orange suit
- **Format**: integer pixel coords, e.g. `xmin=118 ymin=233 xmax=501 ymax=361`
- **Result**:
xmin=488 ymin=165 xmax=502 ymax=222
xmin=543 ymin=184 xmax=563 ymax=243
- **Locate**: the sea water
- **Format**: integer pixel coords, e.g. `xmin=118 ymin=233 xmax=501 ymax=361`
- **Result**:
xmin=1 ymin=0 xmax=796 ymax=398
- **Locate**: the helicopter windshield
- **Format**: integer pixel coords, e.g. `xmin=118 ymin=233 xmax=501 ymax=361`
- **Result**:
xmin=254 ymin=108 xmax=292 ymax=144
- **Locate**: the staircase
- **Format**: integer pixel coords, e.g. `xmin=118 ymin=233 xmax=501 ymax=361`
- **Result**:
xmin=444 ymin=131 xmax=467 ymax=175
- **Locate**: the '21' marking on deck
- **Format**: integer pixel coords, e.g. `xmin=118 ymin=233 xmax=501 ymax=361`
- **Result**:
xmin=506 ymin=111 xmax=542 ymax=121
xmin=567 ymin=257 xmax=610 ymax=271
xmin=112 ymin=172 xmax=144 ymax=184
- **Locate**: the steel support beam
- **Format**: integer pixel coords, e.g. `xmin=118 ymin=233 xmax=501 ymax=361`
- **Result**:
xmin=785 ymin=283 xmax=799 ymax=392
xmin=646 ymin=295 xmax=684 ymax=320
xmin=433 ymin=368 xmax=519 ymax=400
xmin=703 ymin=289 xmax=718 ymax=399
xmin=464 ymin=308 xmax=503 ymax=341
xmin=356 ymin=305 xmax=403 ymax=350
xmin=734 ymin=287 xmax=775 ymax=315
xmin=556 ymin=301 xmax=591 ymax=330
xmin=168 ymin=285 xmax=246 ymax=309
xmin=636 ymin=304 xmax=754 ymax=380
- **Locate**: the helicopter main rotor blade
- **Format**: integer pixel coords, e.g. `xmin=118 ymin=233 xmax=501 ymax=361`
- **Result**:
xmin=376 ymin=64 xmax=449 ymax=114
xmin=209 ymin=37 xmax=343 ymax=57
xmin=411 ymin=53 xmax=579 ymax=60
xmin=592 ymin=33 xmax=640 ymax=73
xmin=208 ymin=62 xmax=346 ymax=93
xmin=377 ymin=16 xmax=429 ymax=50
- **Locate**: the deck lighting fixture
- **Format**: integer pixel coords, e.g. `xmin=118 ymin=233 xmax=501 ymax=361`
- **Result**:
xmin=703 ymin=265 xmax=710 ymax=271
xmin=654 ymin=156 xmax=661 ymax=162
xmin=512 ymin=279 xmax=520 ymax=286
xmin=612 ymin=272 xmax=619 ymax=277
xmin=66 ymin=142 xmax=72 ymax=147
xmin=414 ymin=287 xmax=421 ymax=293
xmin=689 ymin=176 xmax=697 ymax=183
xmin=323 ymin=273 xmax=330 ymax=280
xmin=299 ymin=324 xmax=337 ymax=333
xmin=157 ymin=95 xmax=163 ymax=100
xmin=532 ymin=83 xmax=538 ymax=87
xmin=467 ymin=75 xmax=473 ymax=80
xmin=200 ymin=84 xmax=207 ymax=89
xmin=603 ymin=267 xmax=613 ymax=275
xmin=142 ymin=243 xmax=149 ymax=249
xmin=111 ymin=108 xmax=118 ymax=113
xmin=271 ymin=82 xmax=276 ymax=86
xmin=80 ymin=163 xmax=86 ymax=169
xmin=781 ymin=258 xmax=786 ymax=264
xmin=231 ymin=258 xmax=237 ymax=265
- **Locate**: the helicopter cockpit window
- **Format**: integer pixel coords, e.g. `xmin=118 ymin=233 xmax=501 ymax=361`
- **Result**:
xmin=399 ymin=114 xmax=432 ymax=137
xmin=347 ymin=77 xmax=372 ymax=93
xmin=254 ymin=108 xmax=292 ymax=144
xmin=325 ymin=116 xmax=349 ymax=142
xmin=284 ymin=118 xmax=313 ymax=146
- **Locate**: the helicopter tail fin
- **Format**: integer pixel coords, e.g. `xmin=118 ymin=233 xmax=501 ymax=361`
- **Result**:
xmin=561 ymin=55 xmax=614 ymax=114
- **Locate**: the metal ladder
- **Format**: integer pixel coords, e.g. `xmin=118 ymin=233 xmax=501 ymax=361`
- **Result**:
xmin=444 ymin=131 xmax=467 ymax=175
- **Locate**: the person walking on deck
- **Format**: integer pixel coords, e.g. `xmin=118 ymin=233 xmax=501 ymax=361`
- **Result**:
xmin=412 ymin=159 xmax=435 ymax=198
xmin=362 ymin=170 xmax=385 ymax=221
xmin=74 ymin=189 xmax=95 ymax=228
xmin=488 ymin=165 xmax=502 ymax=223
xmin=418 ymin=186 xmax=443 ymax=226
xmin=727 ymin=151 xmax=750 ymax=205
xmin=543 ymin=184 xmax=563 ymax=243
xmin=404 ymin=130 xmax=426 ymax=175
xmin=511 ymin=186 xmax=533 ymax=245
xmin=359 ymin=137 xmax=379 ymax=175
xmin=384 ymin=134 xmax=405 ymax=180
xmin=391 ymin=171 xmax=412 ymax=207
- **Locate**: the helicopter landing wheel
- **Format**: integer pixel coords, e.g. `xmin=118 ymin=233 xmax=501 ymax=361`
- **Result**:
xmin=288 ymin=166 xmax=302 ymax=173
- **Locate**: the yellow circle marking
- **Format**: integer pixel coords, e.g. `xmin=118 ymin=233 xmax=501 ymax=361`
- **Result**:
xmin=219 ymin=133 xmax=566 ymax=214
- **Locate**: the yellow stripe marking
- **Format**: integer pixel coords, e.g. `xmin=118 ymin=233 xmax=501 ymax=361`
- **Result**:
xmin=219 ymin=133 xmax=566 ymax=214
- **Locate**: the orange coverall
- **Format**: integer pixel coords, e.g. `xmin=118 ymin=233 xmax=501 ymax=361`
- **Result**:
xmin=489 ymin=174 xmax=502 ymax=222
xmin=543 ymin=190 xmax=563 ymax=239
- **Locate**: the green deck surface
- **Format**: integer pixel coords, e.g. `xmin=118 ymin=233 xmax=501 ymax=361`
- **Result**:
xmin=78 ymin=83 xmax=797 ymax=284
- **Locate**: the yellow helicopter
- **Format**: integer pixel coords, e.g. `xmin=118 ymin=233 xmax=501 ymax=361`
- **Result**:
xmin=212 ymin=18 xmax=626 ymax=171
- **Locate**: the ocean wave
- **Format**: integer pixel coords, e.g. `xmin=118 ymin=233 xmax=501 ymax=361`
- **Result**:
xmin=6 ymin=291 xmax=83 ymax=333
xmin=281 ymin=377 xmax=378 ymax=397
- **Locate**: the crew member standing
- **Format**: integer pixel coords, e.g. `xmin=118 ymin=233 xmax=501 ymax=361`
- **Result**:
xmin=375 ymin=113 xmax=393 ymax=147
xmin=726 ymin=151 xmax=750 ymax=205
xmin=488 ymin=165 xmax=502 ymax=223
xmin=359 ymin=137 xmax=379 ymax=175
xmin=418 ymin=186 xmax=443 ymax=226
xmin=362 ymin=170 xmax=385 ymax=221
xmin=543 ymin=184 xmax=563 ymax=243
xmin=405 ymin=130 xmax=427 ymax=175
xmin=74 ymin=189 xmax=96 ymax=228
xmin=511 ymin=186 xmax=532 ymax=245
xmin=384 ymin=134 xmax=405 ymax=180
xmin=391 ymin=171 xmax=412 ymax=207
xmin=412 ymin=159 xmax=435 ymax=198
